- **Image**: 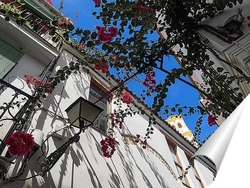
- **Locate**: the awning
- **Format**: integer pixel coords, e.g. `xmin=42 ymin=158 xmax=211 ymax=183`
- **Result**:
xmin=22 ymin=0 xmax=54 ymax=21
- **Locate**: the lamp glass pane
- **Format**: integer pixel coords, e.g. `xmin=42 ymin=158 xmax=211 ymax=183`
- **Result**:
xmin=80 ymin=98 xmax=103 ymax=126
xmin=65 ymin=99 xmax=81 ymax=127
xmin=65 ymin=97 xmax=103 ymax=129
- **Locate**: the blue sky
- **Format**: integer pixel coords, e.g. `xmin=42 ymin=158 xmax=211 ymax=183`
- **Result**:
xmin=52 ymin=0 xmax=218 ymax=142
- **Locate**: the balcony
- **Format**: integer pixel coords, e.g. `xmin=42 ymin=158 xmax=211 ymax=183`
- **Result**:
xmin=0 ymin=0 xmax=67 ymax=63
xmin=222 ymin=31 xmax=250 ymax=96
xmin=0 ymin=79 xmax=32 ymax=155
xmin=223 ymin=31 xmax=250 ymax=73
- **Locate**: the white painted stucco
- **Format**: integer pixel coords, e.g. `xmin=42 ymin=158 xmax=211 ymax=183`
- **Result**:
xmin=0 ymin=1 xmax=216 ymax=187
xmin=0 ymin=48 xmax=215 ymax=188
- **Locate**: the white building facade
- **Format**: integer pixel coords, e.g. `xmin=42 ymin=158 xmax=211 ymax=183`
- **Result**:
xmin=197 ymin=1 xmax=250 ymax=96
xmin=0 ymin=0 xmax=215 ymax=187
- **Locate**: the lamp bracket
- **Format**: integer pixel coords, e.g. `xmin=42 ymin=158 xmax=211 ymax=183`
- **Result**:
xmin=41 ymin=132 xmax=80 ymax=176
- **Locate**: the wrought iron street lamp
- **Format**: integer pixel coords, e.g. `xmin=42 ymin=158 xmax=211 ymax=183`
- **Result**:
xmin=41 ymin=97 xmax=103 ymax=175
xmin=65 ymin=97 xmax=103 ymax=129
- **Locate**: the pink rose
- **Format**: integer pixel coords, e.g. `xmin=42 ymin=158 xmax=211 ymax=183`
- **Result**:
xmin=94 ymin=60 xmax=109 ymax=73
xmin=47 ymin=0 xmax=53 ymax=5
xmin=100 ymin=137 xmax=116 ymax=158
xmin=96 ymin=26 xmax=119 ymax=43
xmin=208 ymin=114 xmax=216 ymax=126
xmin=108 ymin=26 xmax=118 ymax=37
xmin=122 ymin=92 xmax=132 ymax=104
xmin=93 ymin=0 xmax=101 ymax=6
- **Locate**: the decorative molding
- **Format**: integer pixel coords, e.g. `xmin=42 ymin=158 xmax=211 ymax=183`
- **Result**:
xmin=122 ymin=134 xmax=178 ymax=180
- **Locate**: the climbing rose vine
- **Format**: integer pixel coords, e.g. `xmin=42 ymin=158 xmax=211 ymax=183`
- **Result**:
xmin=96 ymin=26 xmax=118 ymax=43
xmin=12 ymin=0 xmax=244 ymax=159
xmin=143 ymin=71 xmax=156 ymax=95
xmin=100 ymin=137 xmax=116 ymax=158
xmin=110 ymin=110 xmax=124 ymax=129
xmin=122 ymin=92 xmax=132 ymax=104
xmin=208 ymin=114 xmax=217 ymax=126
xmin=94 ymin=60 xmax=109 ymax=73
xmin=134 ymin=134 xmax=148 ymax=149
xmin=100 ymin=91 xmax=135 ymax=158
xmin=136 ymin=5 xmax=154 ymax=12
xmin=24 ymin=74 xmax=54 ymax=94
xmin=93 ymin=0 xmax=101 ymax=6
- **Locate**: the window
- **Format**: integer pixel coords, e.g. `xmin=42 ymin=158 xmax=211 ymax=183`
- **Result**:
xmin=0 ymin=40 xmax=23 ymax=78
xmin=169 ymin=143 xmax=190 ymax=187
xmin=193 ymin=166 xmax=205 ymax=188
xmin=89 ymin=82 xmax=109 ymax=134
xmin=177 ymin=122 xmax=182 ymax=128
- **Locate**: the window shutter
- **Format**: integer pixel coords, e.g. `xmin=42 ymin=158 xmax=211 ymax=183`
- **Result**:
xmin=0 ymin=40 xmax=23 ymax=78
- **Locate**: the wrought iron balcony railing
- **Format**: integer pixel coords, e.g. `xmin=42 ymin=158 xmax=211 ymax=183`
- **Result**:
xmin=0 ymin=0 xmax=64 ymax=48
xmin=0 ymin=78 xmax=32 ymax=155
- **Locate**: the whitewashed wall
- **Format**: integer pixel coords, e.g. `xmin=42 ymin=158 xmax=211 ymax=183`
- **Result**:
xmin=1 ymin=49 xmax=215 ymax=188
xmin=194 ymin=160 xmax=214 ymax=187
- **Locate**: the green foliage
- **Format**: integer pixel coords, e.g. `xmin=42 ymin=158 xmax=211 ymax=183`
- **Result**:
xmin=2 ymin=0 xmax=247 ymax=147
xmin=88 ymin=0 xmax=246 ymax=120
xmin=194 ymin=116 xmax=203 ymax=144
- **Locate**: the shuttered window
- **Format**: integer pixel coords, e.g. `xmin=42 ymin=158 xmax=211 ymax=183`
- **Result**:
xmin=0 ymin=40 xmax=23 ymax=78
xmin=89 ymin=82 xmax=109 ymax=135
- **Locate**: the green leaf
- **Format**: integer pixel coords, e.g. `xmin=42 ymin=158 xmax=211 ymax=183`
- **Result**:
xmin=67 ymin=24 xmax=74 ymax=31
xmin=5 ymin=16 xmax=10 ymax=21
xmin=83 ymin=30 xmax=91 ymax=36
xmin=51 ymin=20 xmax=58 ymax=26
xmin=0 ymin=8 xmax=6 ymax=14
xmin=217 ymin=67 xmax=224 ymax=72
xmin=86 ymin=41 xmax=94 ymax=47
xmin=91 ymin=32 xmax=97 ymax=40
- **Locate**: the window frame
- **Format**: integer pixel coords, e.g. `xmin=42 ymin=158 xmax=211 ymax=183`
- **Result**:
xmin=192 ymin=166 xmax=205 ymax=188
xmin=0 ymin=39 xmax=23 ymax=79
xmin=168 ymin=142 xmax=191 ymax=187
xmin=89 ymin=80 xmax=110 ymax=135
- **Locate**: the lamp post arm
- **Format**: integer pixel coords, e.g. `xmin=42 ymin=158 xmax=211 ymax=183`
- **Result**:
xmin=40 ymin=131 xmax=81 ymax=176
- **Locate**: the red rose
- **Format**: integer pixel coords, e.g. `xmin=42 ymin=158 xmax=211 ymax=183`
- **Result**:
xmin=122 ymin=92 xmax=132 ymax=104
xmin=108 ymin=26 xmax=118 ymax=37
xmin=100 ymin=137 xmax=116 ymax=158
xmin=96 ymin=26 xmax=118 ymax=43
xmin=208 ymin=114 xmax=216 ymax=126
xmin=6 ymin=132 xmax=35 ymax=156
xmin=94 ymin=60 xmax=109 ymax=73
xmin=93 ymin=0 xmax=101 ymax=6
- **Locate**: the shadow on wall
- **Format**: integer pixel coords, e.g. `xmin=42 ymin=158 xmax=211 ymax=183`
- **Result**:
xmin=34 ymin=82 xmax=69 ymax=132
xmin=117 ymin=142 xmax=171 ymax=188
xmin=116 ymin=145 xmax=138 ymax=188
xmin=107 ymin=161 xmax=124 ymax=188
xmin=71 ymin=73 xmax=89 ymax=100
xmin=2 ymin=149 xmax=58 ymax=188
xmin=138 ymin=146 xmax=171 ymax=188
xmin=74 ymin=139 xmax=103 ymax=188
xmin=85 ymin=129 xmax=126 ymax=188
